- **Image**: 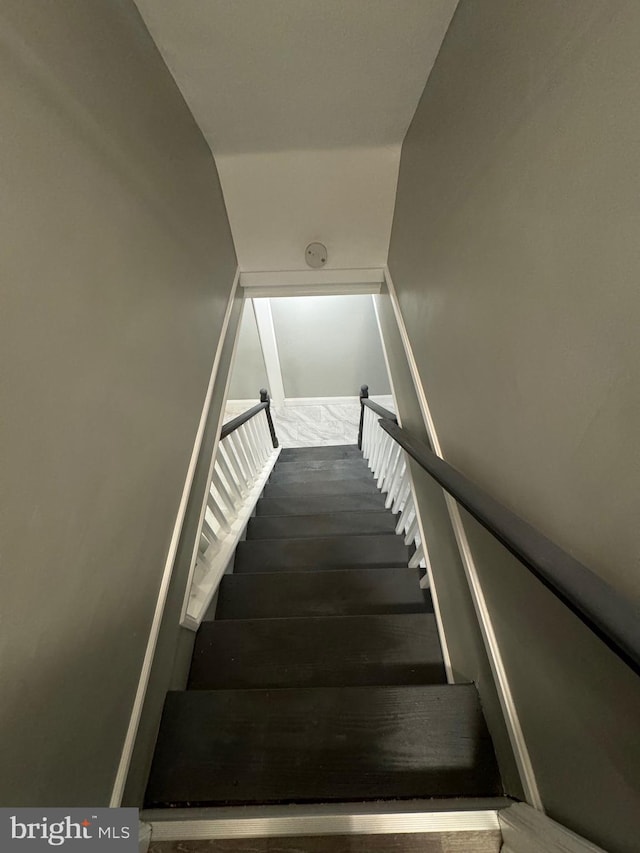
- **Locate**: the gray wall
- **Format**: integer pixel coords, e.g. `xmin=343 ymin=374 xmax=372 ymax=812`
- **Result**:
xmin=374 ymin=286 xmax=524 ymax=800
xmin=227 ymin=301 xmax=268 ymax=400
xmin=123 ymin=289 xmax=244 ymax=807
xmin=0 ymin=0 xmax=237 ymax=806
xmin=271 ymin=295 xmax=391 ymax=398
xmin=388 ymin=2 xmax=640 ymax=850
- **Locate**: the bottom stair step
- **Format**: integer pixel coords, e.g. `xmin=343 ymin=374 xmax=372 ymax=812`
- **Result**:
xmin=145 ymin=684 xmax=502 ymax=807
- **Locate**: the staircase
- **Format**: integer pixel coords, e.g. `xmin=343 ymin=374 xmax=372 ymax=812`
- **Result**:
xmin=145 ymin=444 xmax=502 ymax=808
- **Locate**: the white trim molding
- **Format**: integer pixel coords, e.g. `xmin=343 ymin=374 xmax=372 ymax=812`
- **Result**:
xmin=383 ymin=265 xmax=543 ymax=810
xmin=109 ymin=269 xmax=240 ymax=807
xmin=283 ymin=395 xmax=358 ymax=407
xmin=251 ymin=298 xmax=286 ymax=406
xmin=499 ymin=804 xmax=607 ymax=853
xmin=371 ymin=293 xmax=454 ymax=684
xmin=240 ymin=267 xmax=384 ymax=298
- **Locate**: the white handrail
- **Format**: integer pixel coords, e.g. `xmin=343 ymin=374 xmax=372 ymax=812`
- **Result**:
xmin=361 ymin=405 xmax=426 ymax=571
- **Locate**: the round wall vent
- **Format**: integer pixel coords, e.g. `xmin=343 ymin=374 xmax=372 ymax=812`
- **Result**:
xmin=305 ymin=242 xmax=327 ymax=268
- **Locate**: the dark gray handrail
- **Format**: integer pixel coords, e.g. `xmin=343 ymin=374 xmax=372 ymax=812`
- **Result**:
xmin=358 ymin=384 xmax=397 ymax=449
xmin=220 ymin=390 xmax=278 ymax=447
xmin=364 ymin=398 xmax=398 ymax=421
xmin=379 ymin=417 xmax=640 ymax=677
xmin=260 ymin=389 xmax=279 ymax=449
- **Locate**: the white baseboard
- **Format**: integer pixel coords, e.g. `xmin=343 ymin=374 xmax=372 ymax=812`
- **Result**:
xmin=283 ymin=396 xmax=359 ymax=407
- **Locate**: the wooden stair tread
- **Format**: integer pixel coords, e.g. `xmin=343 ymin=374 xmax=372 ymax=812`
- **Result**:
xmin=263 ymin=479 xmax=381 ymax=498
xmin=247 ymin=510 xmax=398 ymax=540
xmin=213 ymin=567 xmax=432 ymax=620
xmin=144 ymin=684 xmax=502 ymax=807
xmin=188 ymin=613 xmax=445 ymax=689
xmin=268 ymin=459 xmax=371 ymax=484
xmin=256 ymin=493 xmax=387 ymax=516
xmin=273 ymin=459 xmax=370 ymax=473
xmin=278 ymin=446 xmax=361 ymax=462
xmin=234 ymin=534 xmax=410 ymax=573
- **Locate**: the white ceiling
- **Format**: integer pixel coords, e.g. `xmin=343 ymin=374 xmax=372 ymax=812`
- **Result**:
xmin=215 ymin=146 xmax=401 ymax=271
xmin=134 ymin=0 xmax=457 ymax=270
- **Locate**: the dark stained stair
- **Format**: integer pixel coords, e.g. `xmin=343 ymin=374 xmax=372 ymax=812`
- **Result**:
xmin=247 ymin=510 xmax=397 ymax=539
xmin=145 ymin=444 xmax=502 ymax=808
xmin=268 ymin=458 xmax=372 ymax=483
xmin=188 ymin=613 xmax=446 ymax=689
xmin=235 ymin=533 xmax=411 ymax=572
xmin=145 ymin=685 xmax=499 ymax=806
xmin=256 ymin=492 xmax=387 ymax=516
xmin=214 ymin=567 xmax=433 ymax=619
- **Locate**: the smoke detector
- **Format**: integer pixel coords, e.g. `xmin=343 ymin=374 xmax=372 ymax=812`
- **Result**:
xmin=305 ymin=242 xmax=327 ymax=268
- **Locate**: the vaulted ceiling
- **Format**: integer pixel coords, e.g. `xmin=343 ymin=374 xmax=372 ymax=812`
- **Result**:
xmin=134 ymin=0 xmax=457 ymax=271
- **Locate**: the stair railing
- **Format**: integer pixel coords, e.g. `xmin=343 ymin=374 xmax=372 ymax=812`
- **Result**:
xmin=180 ymin=389 xmax=280 ymax=630
xmin=358 ymin=385 xmax=426 ymax=572
xmin=377 ymin=417 xmax=640 ymax=677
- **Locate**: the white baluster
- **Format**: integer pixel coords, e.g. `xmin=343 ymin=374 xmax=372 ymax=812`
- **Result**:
xmin=226 ymin=432 xmax=252 ymax=489
xmin=385 ymin=452 xmax=405 ymax=509
xmin=370 ymin=421 xmax=384 ymax=476
xmin=393 ymin=476 xmax=411 ymax=515
xmin=408 ymin=542 xmax=425 ymax=569
xmin=247 ymin=416 xmax=267 ymax=467
xmin=201 ymin=513 xmax=219 ymax=547
xmin=364 ymin=408 xmax=375 ymax=465
xmin=372 ymin=428 xmax=385 ymax=482
xmin=404 ymin=513 xmax=419 ymax=546
xmin=376 ymin=433 xmax=394 ymax=490
xmin=207 ymin=492 xmax=231 ymax=534
xmin=396 ymin=496 xmax=415 ymax=536
xmin=212 ymin=464 xmax=237 ymax=514
xmin=230 ymin=429 xmax=254 ymax=485
xmin=258 ymin=413 xmax=272 ymax=460
xmin=381 ymin=443 xmax=402 ymax=494
xmin=218 ymin=442 xmax=245 ymax=501
xmin=240 ymin=422 xmax=260 ymax=479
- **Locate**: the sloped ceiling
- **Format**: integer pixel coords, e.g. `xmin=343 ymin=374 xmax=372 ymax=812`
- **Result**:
xmin=134 ymin=0 xmax=457 ymax=271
